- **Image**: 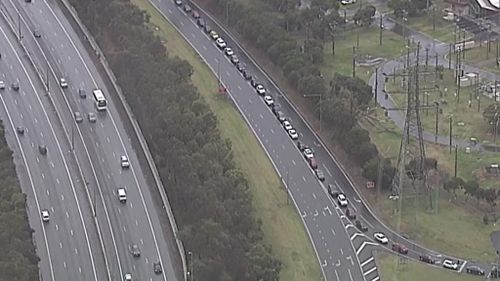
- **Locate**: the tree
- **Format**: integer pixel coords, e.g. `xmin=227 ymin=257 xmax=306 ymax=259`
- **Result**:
xmin=484 ymin=188 xmax=498 ymax=211
xmin=463 ymin=180 xmax=479 ymax=200
xmin=443 ymin=177 xmax=464 ymax=197
xmin=353 ymin=5 xmax=376 ymax=26
xmin=482 ymin=103 xmax=500 ymax=132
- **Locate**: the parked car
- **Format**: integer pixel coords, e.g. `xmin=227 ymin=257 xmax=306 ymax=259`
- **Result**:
xmin=276 ymin=111 xmax=286 ymax=123
xmin=124 ymin=273 xmax=132 ymax=281
xmin=374 ymin=232 xmax=389 ymax=244
xmin=308 ymin=157 xmax=318 ymax=170
xmin=264 ymin=95 xmax=274 ymax=106
xmin=419 ymin=255 xmax=435 ymax=264
xmin=250 ymin=77 xmax=258 ymax=88
xmin=224 ymin=47 xmax=234 ymax=56
xmin=210 ymin=30 xmax=219 ymax=40
xmin=230 ymin=55 xmax=239 ymax=64
xmin=0 ymin=81 xmax=5 ymax=90
xmin=203 ymin=24 xmax=212 ymax=34
xmin=256 ymin=84 xmax=266 ymax=96
xmin=466 ymin=265 xmax=485 ymax=276
xmin=355 ymin=220 xmax=368 ymax=232
xmin=174 ymin=0 xmax=182 ymax=5
xmin=236 ymin=62 xmax=245 ymax=72
xmin=183 ymin=4 xmax=192 ymax=12
xmin=197 ymin=18 xmax=205 ymax=28
xmin=16 ymin=126 xmax=25 ymax=135
xmin=442 ymin=259 xmax=458 ymax=270
xmin=33 ymin=29 xmax=41 ymax=38
xmin=242 ymin=70 xmax=252 ymax=80
xmin=215 ymin=38 xmax=226 ymax=49
xmin=297 ymin=141 xmax=307 ymax=151
xmin=391 ymin=243 xmax=408 ymax=254
xmin=288 ymin=129 xmax=298 ymax=140
xmin=315 ymin=169 xmax=325 ymax=181
xmin=303 ymin=148 xmax=314 ymax=159
xmin=192 ymin=10 xmax=200 ymax=19
xmin=283 ymin=120 xmax=293 ymax=131
xmin=328 ymin=184 xmax=340 ymax=198
xmin=337 ymin=193 xmax=348 ymax=207
xmin=346 ymin=208 xmax=356 ymax=219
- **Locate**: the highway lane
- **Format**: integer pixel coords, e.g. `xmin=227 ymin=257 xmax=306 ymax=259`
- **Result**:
xmin=0 ymin=13 xmax=105 ymax=281
xmin=6 ymin=0 xmax=182 ymax=280
xmin=150 ymin=0 xmax=497 ymax=278
xmin=150 ymin=1 xmax=372 ymax=280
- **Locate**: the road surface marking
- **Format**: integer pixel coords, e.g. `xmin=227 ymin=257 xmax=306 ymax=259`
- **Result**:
xmin=312 ymin=193 xmax=317 ymax=199
xmin=95 ymin=141 xmax=99 ymax=147
xmin=63 ymin=262 xmax=66 ymax=268
xmin=458 ymin=261 xmax=467 ymax=272
xmin=60 ymin=195 xmax=64 ymax=201
xmin=167 ymin=9 xmax=172 ymax=14
xmin=270 ymin=129 xmax=274 ymax=134
xmin=361 ymin=257 xmax=374 ymax=267
xmin=340 ymin=248 xmax=344 ymax=255
xmin=41 ymin=173 xmax=45 ymax=179
xmin=348 ymin=268 xmax=353 ymax=281
xmin=302 ymin=176 xmax=306 ymax=182
xmin=46 ymin=189 xmax=49 ymax=196
xmin=226 ymin=71 xmax=230 ymax=77
xmin=371 ymin=276 xmax=380 ymax=281
xmin=50 ymin=161 xmax=54 ymax=168
xmin=292 ymin=159 xmax=296 ymax=165
xmin=345 ymin=224 xmax=354 ymax=229
xmin=237 ymin=85 xmax=242 ymax=90
xmin=55 ymin=224 xmax=58 ymax=231
xmin=56 ymin=178 xmax=60 ymax=184
xmin=324 ymin=206 xmax=332 ymax=215
xmin=135 ymin=220 xmax=139 ymax=226
xmin=70 ymin=229 xmax=73 ymax=236
xmin=79 ymin=267 xmax=82 ymax=273
xmin=323 ymin=165 xmax=332 ymax=177
xmin=20 ymin=113 xmax=23 ymax=119
xmin=106 ymin=137 xmax=110 ymax=143
xmin=350 ymin=233 xmax=363 ymax=241
xmin=346 ymin=256 xmax=354 ymax=266
xmin=75 ymin=248 xmax=78 ymax=255
xmin=364 ymin=266 xmax=377 ymax=276
xmin=179 ymin=21 xmax=184 ymax=26
xmin=313 ymin=210 xmax=319 ymax=216
xmin=331 ymin=228 xmax=336 ymax=236
xmin=334 ymin=270 xmax=340 ymax=281
xmin=36 ymin=157 xmax=39 ymax=163
xmin=59 ymin=242 xmax=63 ymax=248
xmin=301 ymin=211 xmax=307 ymax=218
xmin=140 ymin=239 xmax=144 ymax=245
xmin=322 ymin=260 xmax=327 ymax=267
xmin=356 ymin=241 xmax=378 ymax=255
xmin=335 ymin=259 xmax=340 ymax=267
xmin=202 ymin=45 xmax=207 ymax=50
xmin=259 ymin=114 xmax=264 ymax=119
xmin=14 ymin=99 xmax=17 ymax=105
xmin=66 ymin=212 xmax=69 ymax=218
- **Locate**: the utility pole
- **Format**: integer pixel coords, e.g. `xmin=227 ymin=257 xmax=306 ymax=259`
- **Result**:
xmin=454 ymin=145 xmax=458 ymax=178
xmin=375 ymin=67 xmax=379 ymax=104
xmin=448 ymin=43 xmax=452 ymax=69
xmin=449 ymin=115 xmax=453 ymax=152
xmin=435 ymin=102 xmax=439 ymax=143
xmin=425 ymin=48 xmax=429 ymax=66
xmin=18 ymin=13 xmax=22 ymax=41
xmin=432 ymin=6 xmax=436 ymax=32
xmin=462 ymin=29 xmax=466 ymax=59
xmin=379 ymin=16 xmax=383 ymax=45
xmin=352 ymin=46 xmax=356 ymax=78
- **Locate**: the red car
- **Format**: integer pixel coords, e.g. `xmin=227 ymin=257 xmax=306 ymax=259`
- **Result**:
xmin=308 ymin=157 xmax=318 ymax=169
xmin=392 ymin=243 xmax=408 ymax=254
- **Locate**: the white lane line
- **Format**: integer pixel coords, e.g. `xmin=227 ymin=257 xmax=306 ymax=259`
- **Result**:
xmin=371 ymin=276 xmax=380 ymax=281
xmin=361 ymin=257 xmax=374 ymax=267
xmin=179 ymin=21 xmax=184 ymax=26
xmin=364 ymin=266 xmax=377 ymax=276
xmin=312 ymin=193 xmax=316 ymax=199
xmin=331 ymin=228 xmax=336 ymax=236
xmin=335 ymin=270 xmax=340 ymax=281
xmin=458 ymin=261 xmax=467 ymax=273
xmin=302 ymin=176 xmax=306 ymax=182
xmin=237 ymin=85 xmax=242 ymax=90
xmin=323 ymin=165 xmax=332 ymax=177
xmin=350 ymin=232 xmax=364 ymax=241
xmin=292 ymin=159 xmax=296 ymax=165
xmin=348 ymin=268 xmax=354 ymax=281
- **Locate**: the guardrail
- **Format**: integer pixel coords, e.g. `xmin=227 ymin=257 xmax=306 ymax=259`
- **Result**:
xmin=55 ymin=1 xmax=187 ymax=280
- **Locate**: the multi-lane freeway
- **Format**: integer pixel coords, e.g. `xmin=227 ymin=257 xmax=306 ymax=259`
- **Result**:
xmin=0 ymin=0 xmax=183 ymax=280
xmin=149 ymin=0 xmax=496 ymax=280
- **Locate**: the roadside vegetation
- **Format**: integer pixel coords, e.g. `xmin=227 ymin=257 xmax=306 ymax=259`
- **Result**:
xmin=68 ymin=0 xmax=282 ymax=280
xmin=130 ymin=0 xmax=322 ymax=280
xmin=0 ymin=122 xmax=39 ymax=280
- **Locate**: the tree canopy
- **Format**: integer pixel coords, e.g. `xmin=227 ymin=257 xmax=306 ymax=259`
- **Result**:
xmin=69 ymin=0 xmax=281 ymax=280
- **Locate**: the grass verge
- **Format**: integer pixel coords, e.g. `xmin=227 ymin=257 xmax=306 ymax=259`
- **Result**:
xmin=130 ymin=1 xmax=323 ymax=280
xmin=362 ymin=112 xmax=497 ymax=262
xmin=322 ymin=26 xmax=408 ymax=82
xmin=377 ymin=252 xmax=480 ymax=281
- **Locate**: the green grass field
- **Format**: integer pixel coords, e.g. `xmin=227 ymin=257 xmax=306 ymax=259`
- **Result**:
xmin=130 ymin=1 xmax=322 ymax=280
xmin=463 ymin=44 xmax=500 ymax=75
xmin=321 ymin=26 xmax=408 ymax=82
xmin=385 ymin=68 xmax=499 ymax=144
xmin=378 ymin=253 xmax=481 ymax=281
xmin=362 ymin=113 xmax=498 ymax=262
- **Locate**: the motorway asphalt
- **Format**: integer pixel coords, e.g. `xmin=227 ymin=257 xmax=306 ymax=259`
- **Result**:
xmin=150 ymin=0 xmax=496 ymax=279
xmin=0 ymin=8 xmax=105 ymax=281
xmin=0 ymin=0 xmax=182 ymax=280
xmin=150 ymin=1 xmax=378 ymax=281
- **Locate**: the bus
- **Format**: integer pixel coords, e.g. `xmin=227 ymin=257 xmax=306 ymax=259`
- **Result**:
xmin=92 ymin=89 xmax=107 ymax=111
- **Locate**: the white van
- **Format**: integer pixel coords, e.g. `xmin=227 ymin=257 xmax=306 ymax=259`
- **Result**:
xmin=118 ymin=187 xmax=127 ymax=203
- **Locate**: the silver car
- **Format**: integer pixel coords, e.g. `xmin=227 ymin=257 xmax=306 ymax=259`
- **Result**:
xmin=88 ymin=112 xmax=96 ymax=123
xmin=74 ymin=111 xmax=83 ymax=123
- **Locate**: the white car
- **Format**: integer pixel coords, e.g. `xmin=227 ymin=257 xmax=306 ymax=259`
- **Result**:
xmin=0 ymin=81 xmax=5 ymax=90
xmin=303 ymin=148 xmax=314 ymax=159
xmin=264 ymin=95 xmax=274 ymax=106
xmin=224 ymin=47 xmax=234 ymax=56
xmin=288 ymin=129 xmax=298 ymax=140
xmin=337 ymin=193 xmax=348 ymax=207
xmin=121 ymin=155 xmax=130 ymax=168
xmin=341 ymin=0 xmax=355 ymax=4
xmin=59 ymin=78 xmax=68 ymax=88
xmin=41 ymin=209 xmax=50 ymax=222
xmin=442 ymin=259 xmax=458 ymax=270
xmin=283 ymin=120 xmax=293 ymax=131
xmin=373 ymin=232 xmax=389 ymax=244
xmin=215 ymin=38 xmax=226 ymax=49
xmin=124 ymin=273 xmax=133 ymax=281
xmin=256 ymin=84 xmax=266 ymax=96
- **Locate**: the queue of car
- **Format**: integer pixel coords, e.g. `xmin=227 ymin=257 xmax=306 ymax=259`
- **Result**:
xmin=173 ymin=0 xmax=493 ymax=277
